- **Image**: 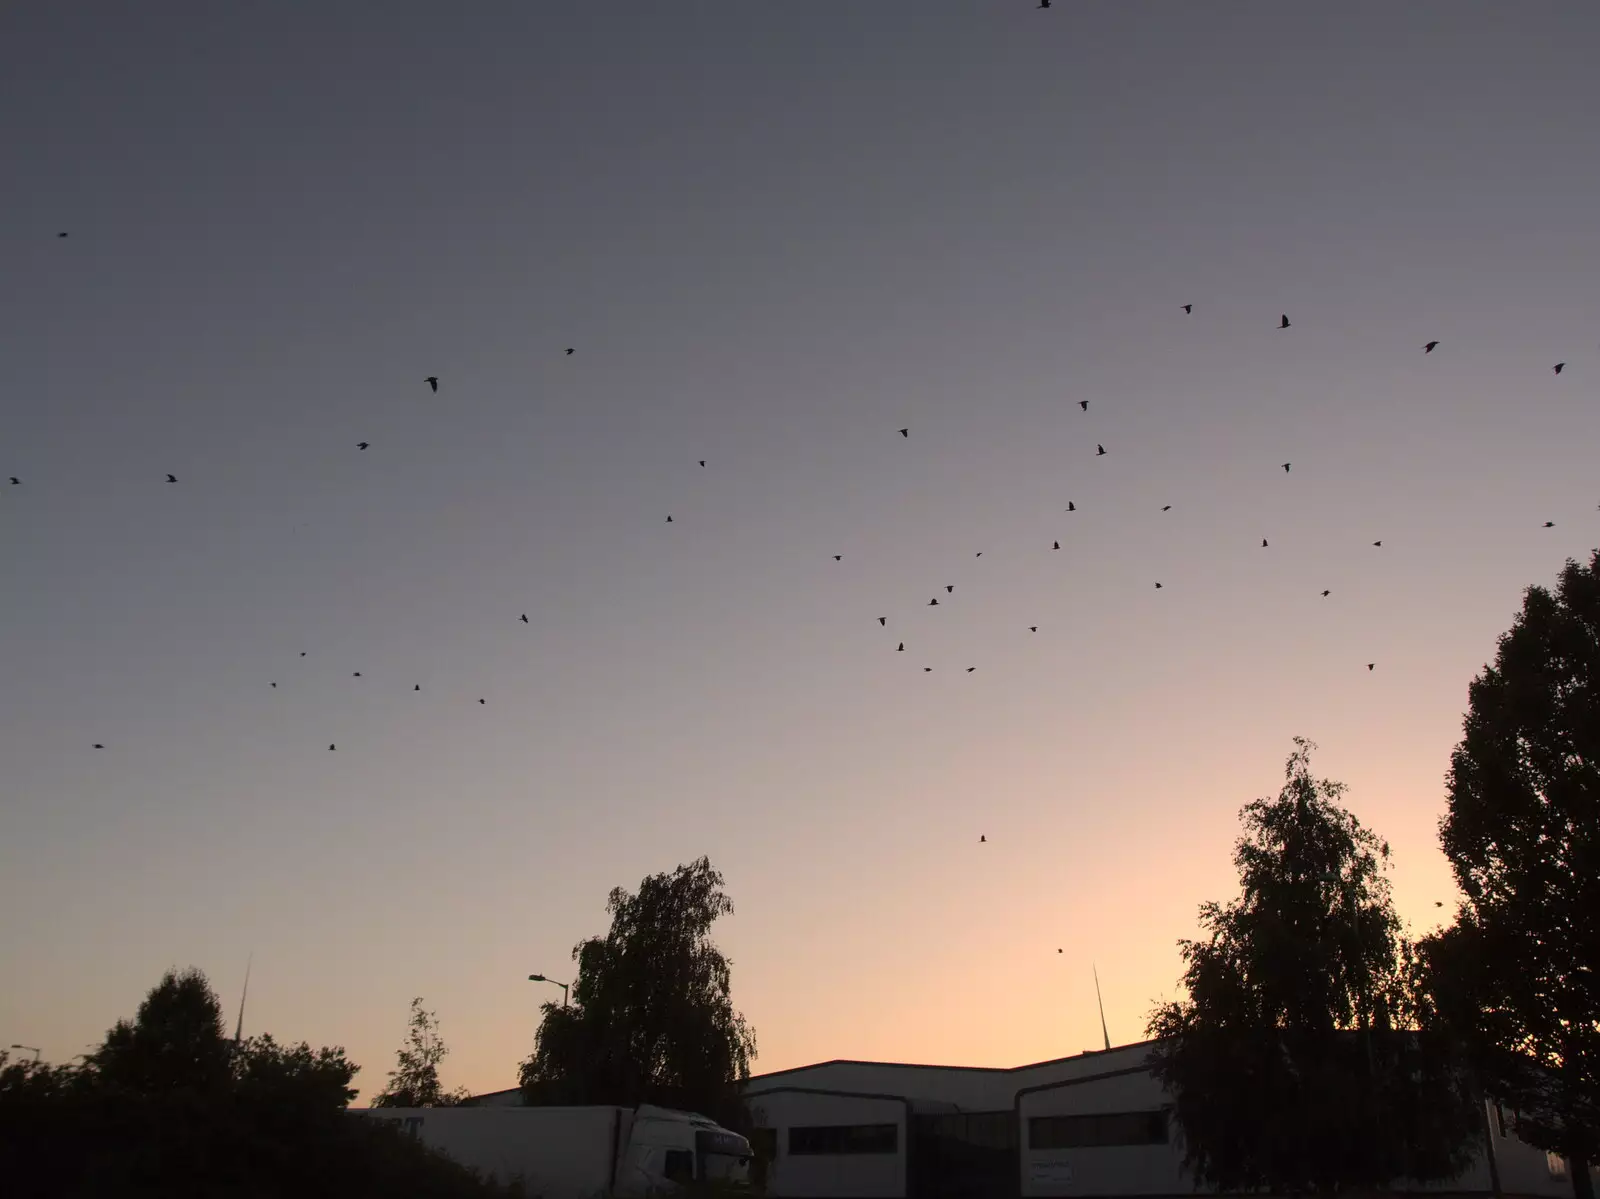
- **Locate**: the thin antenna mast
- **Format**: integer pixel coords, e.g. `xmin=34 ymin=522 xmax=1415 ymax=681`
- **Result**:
xmin=1093 ymin=962 xmax=1111 ymax=1052
xmin=233 ymin=953 xmax=253 ymax=1052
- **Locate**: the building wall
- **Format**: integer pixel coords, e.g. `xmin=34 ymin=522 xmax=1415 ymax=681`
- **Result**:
xmin=746 ymin=1088 xmax=910 ymax=1199
xmin=1017 ymin=1062 xmax=1187 ymax=1198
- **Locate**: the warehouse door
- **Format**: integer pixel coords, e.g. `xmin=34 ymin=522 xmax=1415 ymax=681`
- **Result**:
xmin=909 ymin=1111 xmax=1018 ymax=1199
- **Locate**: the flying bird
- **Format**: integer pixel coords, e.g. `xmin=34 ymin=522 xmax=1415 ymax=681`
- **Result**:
xmin=665 ymin=515 xmax=674 ymax=523
xmin=425 ymin=376 xmax=438 ymax=392
xmin=1155 ymin=582 xmax=1163 ymax=589
xmin=300 ymin=652 xmax=306 ymax=657
xmin=1053 ymin=541 xmax=1061 ymax=550
xmin=980 ymin=834 xmax=987 ymax=842
xmin=357 ymin=442 xmax=369 ymax=450
xmin=1424 ymin=341 xmax=1439 ymax=353
xmin=975 ymin=552 xmax=983 ymax=558
xmin=1182 ymin=304 xmax=1193 ymax=313
xmin=924 ymin=667 xmax=932 ymax=672
xmin=478 ymin=698 xmax=486 ymax=704
xmin=414 ymin=685 xmax=421 ymax=692
xmin=1554 ymin=363 xmax=1565 ymax=375
xmin=1262 ymin=539 xmax=1269 ymax=547
xmin=1373 ymin=541 xmax=1382 ymax=547
xmin=699 ymin=460 xmax=706 ymax=467
xmin=329 ymin=744 xmax=336 ymax=751
xmin=1038 ymin=0 xmax=1049 ymax=9
xmin=1543 ymin=521 xmax=1556 ymax=528
xmin=165 ymin=474 xmax=177 ymax=483
xmin=1368 ymin=664 xmax=1375 ymax=671
xmin=1162 ymin=505 xmax=1172 ymax=512
xmin=1079 ymin=400 xmax=1088 ymax=411
xmin=945 ymin=585 xmax=954 ymax=593
xmin=1279 ymin=314 xmax=1291 ymax=329
xmin=1029 ymin=626 xmax=1038 ymax=632
xmin=1096 ymin=444 xmax=1106 ymax=456
xmin=1321 ymin=590 xmax=1331 ymax=597
xmin=833 ymin=555 xmax=842 ymax=561
xmin=1066 ymin=501 xmax=1076 ymax=512
xmin=520 ymin=614 xmax=529 ymax=623
xmin=878 ymin=617 xmax=887 ymax=626
xmin=899 ymin=428 xmax=909 ymax=438
xmin=93 ymin=743 xmax=104 ymax=749
xmin=9 ymin=478 xmax=19 ymax=485
xmin=1282 ymin=463 xmax=1291 ymax=472
xmin=270 ymin=683 xmax=276 ymax=688
xmin=897 ymin=642 xmax=904 ymax=652
xmin=58 ymin=232 xmax=68 ymax=238
xmin=353 ymin=672 xmax=362 ymax=677
xmin=966 ymin=667 xmax=976 ymax=673
xmin=565 ymin=348 xmax=575 ymax=355
xmin=929 ymin=598 xmax=940 ymax=606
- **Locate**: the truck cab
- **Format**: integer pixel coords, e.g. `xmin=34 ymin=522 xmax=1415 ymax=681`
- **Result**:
xmin=619 ymin=1104 xmax=754 ymax=1191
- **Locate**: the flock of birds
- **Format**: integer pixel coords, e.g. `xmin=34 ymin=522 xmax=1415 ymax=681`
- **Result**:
xmin=12 ymin=238 xmax=1594 ymax=778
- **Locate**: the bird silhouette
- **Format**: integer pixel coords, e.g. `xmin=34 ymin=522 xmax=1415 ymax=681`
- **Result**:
xmin=1038 ymin=0 xmax=1049 ymax=9
xmin=1067 ymin=501 xmax=1076 ymax=512
xmin=945 ymin=585 xmax=954 ymax=593
xmin=1029 ymin=626 xmax=1038 ymax=632
xmin=929 ymin=598 xmax=939 ymax=606
xmin=1262 ymin=539 xmax=1269 ymax=547
xmin=357 ymin=442 xmax=369 ymax=450
xmin=414 ymin=685 xmax=421 ymax=691
xmin=1368 ymin=664 xmax=1375 ymax=671
xmin=565 ymin=348 xmax=575 ymax=355
xmin=520 ymin=614 xmax=529 ymax=623
xmin=1053 ymin=541 xmax=1061 ymax=550
xmin=1321 ymin=590 xmax=1331 ymax=597
xmin=329 ymin=744 xmax=336 ymax=751
xmin=980 ymin=834 xmax=987 ymax=841
xmin=924 ymin=667 xmax=932 ymax=672
xmin=93 ymin=743 xmax=104 ymax=749
xmin=300 ymin=652 xmax=306 ymax=657
xmin=975 ymin=552 xmax=983 ymax=558
xmin=425 ymin=376 xmax=438 ymax=392
xmin=1162 ymin=505 xmax=1172 ymax=512
xmin=699 ymin=460 xmax=706 ymax=467
xmin=898 ymin=642 xmax=905 ymax=652
xmin=478 ymin=698 xmax=486 ymax=704
xmin=1182 ymin=304 xmax=1193 ymax=313
xmin=833 ymin=555 xmax=842 ymax=561
xmin=1096 ymin=444 xmax=1106 ymax=456
xmin=353 ymin=672 xmax=362 ymax=677
xmin=58 ymin=232 xmax=68 ymax=238
xmin=878 ymin=617 xmax=887 ymax=626
xmin=1554 ymin=363 xmax=1565 ymax=375
xmin=666 ymin=515 xmax=674 ymax=523
xmin=1373 ymin=541 xmax=1382 ymax=547
xmin=270 ymin=683 xmax=276 ymax=688
xmin=1279 ymin=314 xmax=1291 ymax=329
xmin=966 ymin=667 xmax=976 ymax=673
xmin=165 ymin=474 xmax=177 ymax=483
xmin=1155 ymin=582 xmax=1163 ymax=589
xmin=9 ymin=477 xmax=20 ymax=485
xmin=899 ymin=428 xmax=909 ymax=438
xmin=1543 ymin=521 xmax=1556 ymax=528
xmin=1424 ymin=341 xmax=1439 ymax=353
xmin=1079 ymin=400 xmax=1088 ymax=411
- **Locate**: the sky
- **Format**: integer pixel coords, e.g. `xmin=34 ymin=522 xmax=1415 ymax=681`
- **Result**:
xmin=2 ymin=2 xmax=1598 ymax=1102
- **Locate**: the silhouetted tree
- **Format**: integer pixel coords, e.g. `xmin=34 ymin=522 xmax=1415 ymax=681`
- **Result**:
xmin=518 ymin=856 xmax=756 ymax=1126
xmin=1146 ymin=738 xmax=1483 ymax=1196
xmin=1424 ymin=549 xmax=1600 ymax=1199
xmin=85 ymin=966 xmax=234 ymax=1099
xmin=0 ymin=969 xmax=516 ymax=1199
xmin=373 ymin=997 xmax=467 ymax=1108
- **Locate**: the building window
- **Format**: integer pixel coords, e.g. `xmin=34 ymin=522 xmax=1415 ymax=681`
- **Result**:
xmin=789 ymin=1123 xmax=899 ymax=1155
xmin=1029 ymin=1110 xmax=1168 ymax=1150
xmin=750 ymin=1128 xmax=778 ymax=1161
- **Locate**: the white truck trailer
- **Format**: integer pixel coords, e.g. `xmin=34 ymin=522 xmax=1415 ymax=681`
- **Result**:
xmin=352 ymin=1102 xmax=753 ymax=1196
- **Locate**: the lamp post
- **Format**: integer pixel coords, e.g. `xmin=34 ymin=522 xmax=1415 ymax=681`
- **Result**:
xmin=528 ymin=974 xmax=569 ymax=1007
xmin=9 ymin=1044 xmax=41 ymax=1063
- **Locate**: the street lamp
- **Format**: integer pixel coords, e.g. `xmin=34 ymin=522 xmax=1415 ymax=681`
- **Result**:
xmin=9 ymin=1044 xmax=41 ymax=1063
xmin=528 ymin=974 xmax=569 ymax=1007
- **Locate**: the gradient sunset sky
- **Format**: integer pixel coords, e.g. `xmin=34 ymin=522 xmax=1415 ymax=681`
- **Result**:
xmin=3 ymin=2 xmax=1598 ymax=1102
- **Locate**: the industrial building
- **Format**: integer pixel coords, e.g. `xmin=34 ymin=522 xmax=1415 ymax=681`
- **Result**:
xmin=743 ymin=1039 xmax=1587 ymax=1199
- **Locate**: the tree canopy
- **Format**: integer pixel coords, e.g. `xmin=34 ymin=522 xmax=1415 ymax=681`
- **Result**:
xmin=373 ymin=996 xmax=467 ymax=1108
xmin=518 ymin=856 xmax=756 ymax=1127
xmin=1424 ymin=549 xmax=1600 ymax=1197
xmin=0 ymin=967 xmax=514 ymax=1199
xmin=1146 ymin=738 xmax=1483 ymax=1196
